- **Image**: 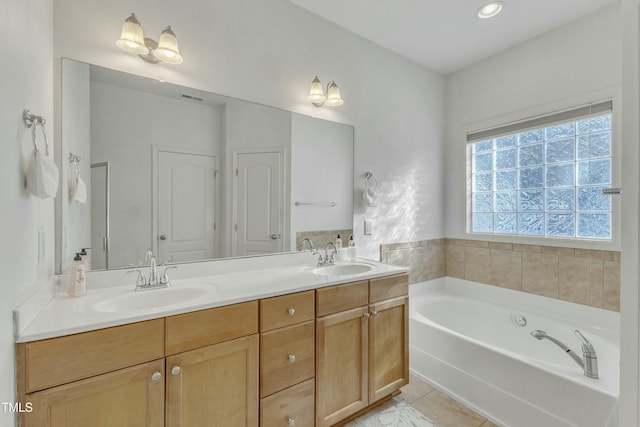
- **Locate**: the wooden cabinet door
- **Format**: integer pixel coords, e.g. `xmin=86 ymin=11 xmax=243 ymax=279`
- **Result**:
xmin=166 ymin=334 xmax=259 ymax=427
xmin=24 ymin=360 xmax=165 ymax=427
xmin=315 ymin=306 xmax=369 ymax=427
xmin=368 ymin=296 xmax=409 ymax=403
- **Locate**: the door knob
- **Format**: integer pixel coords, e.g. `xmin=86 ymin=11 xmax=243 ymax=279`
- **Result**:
xmin=159 ymin=234 xmax=167 ymax=240
xmin=271 ymin=234 xmax=278 ymax=240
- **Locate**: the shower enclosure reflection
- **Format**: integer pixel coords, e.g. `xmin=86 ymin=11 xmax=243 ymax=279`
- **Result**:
xmin=56 ymin=59 xmax=354 ymax=273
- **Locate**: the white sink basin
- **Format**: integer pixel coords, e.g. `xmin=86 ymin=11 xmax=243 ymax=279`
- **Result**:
xmin=313 ymin=262 xmax=375 ymax=277
xmin=93 ymin=284 xmax=216 ymax=313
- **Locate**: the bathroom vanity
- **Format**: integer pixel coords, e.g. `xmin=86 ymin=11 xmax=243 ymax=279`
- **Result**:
xmin=15 ymin=258 xmax=408 ymax=427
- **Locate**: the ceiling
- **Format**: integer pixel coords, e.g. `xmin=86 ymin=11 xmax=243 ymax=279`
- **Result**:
xmin=289 ymin=0 xmax=618 ymax=75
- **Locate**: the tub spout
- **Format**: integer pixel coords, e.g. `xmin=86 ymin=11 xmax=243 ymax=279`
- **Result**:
xmin=530 ymin=329 xmax=597 ymax=378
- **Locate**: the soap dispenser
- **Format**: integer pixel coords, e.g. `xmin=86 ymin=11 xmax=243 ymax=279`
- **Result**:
xmin=80 ymin=247 xmax=91 ymax=271
xmin=68 ymin=253 xmax=86 ymax=297
xmin=348 ymin=235 xmax=357 ymax=261
xmin=335 ymin=234 xmax=343 ymax=250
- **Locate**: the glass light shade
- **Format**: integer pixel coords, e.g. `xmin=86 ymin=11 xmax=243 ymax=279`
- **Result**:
xmin=477 ymin=1 xmax=504 ymax=19
xmin=153 ymin=26 xmax=183 ymax=64
xmin=116 ymin=13 xmax=149 ymax=55
xmin=308 ymin=76 xmax=327 ymax=105
xmin=324 ymin=81 xmax=344 ymax=107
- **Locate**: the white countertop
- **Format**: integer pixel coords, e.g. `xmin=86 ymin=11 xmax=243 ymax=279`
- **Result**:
xmin=15 ymin=256 xmax=408 ymax=343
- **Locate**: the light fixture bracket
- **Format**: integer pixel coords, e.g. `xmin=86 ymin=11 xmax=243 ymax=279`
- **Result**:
xmin=138 ymin=38 xmax=160 ymax=64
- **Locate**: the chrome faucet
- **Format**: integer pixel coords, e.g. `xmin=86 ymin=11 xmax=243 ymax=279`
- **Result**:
xmin=300 ymin=238 xmax=314 ymax=252
xmin=530 ymin=329 xmax=598 ymax=379
xmin=321 ymin=242 xmax=337 ymax=265
xmin=128 ymin=249 xmax=175 ymax=291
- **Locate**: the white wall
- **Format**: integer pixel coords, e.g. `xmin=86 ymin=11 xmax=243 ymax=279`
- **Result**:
xmin=0 ymin=0 xmax=54 ymax=425
xmin=89 ymin=81 xmax=222 ymax=268
xmin=444 ymin=4 xmax=622 ymax=239
xmin=291 ymin=113 xmax=354 ymax=249
xmin=53 ymin=0 xmax=446 ymax=260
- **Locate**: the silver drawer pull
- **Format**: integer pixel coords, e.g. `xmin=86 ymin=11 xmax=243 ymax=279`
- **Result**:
xmin=151 ymin=371 xmax=162 ymax=382
xmin=171 ymin=365 xmax=181 ymax=376
xmin=363 ymin=312 xmax=370 ymax=320
xmin=371 ymin=310 xmax=378 ymax=318
xmin=287 ymin=307 xmax=295 ymax=316
xmin=287 ymin=417 xmax=295 ymax=426
xmin=288 ymin=354 xmax=296 ymax=363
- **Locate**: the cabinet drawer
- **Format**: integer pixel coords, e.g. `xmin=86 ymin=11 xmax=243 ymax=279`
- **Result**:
xmin=260 ymin=379 xmax=315 ymax=427
xmin=369 ymin=273 xmax=409 ymax=303
xmin=20 ymin=319 xmax=164 ymax=393
xmin=165 ymin=301 xmax=258 ymax=355
xmin=260 ymin=290 xmax=314 ymax=332
xmin=316 ymin=280 xmax=368 ymax=317
xmin=260 ymin=321 xmax=315 ymax=397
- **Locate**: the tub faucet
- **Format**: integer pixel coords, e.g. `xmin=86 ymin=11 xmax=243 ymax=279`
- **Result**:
xmin=530 ymin=329 xmax=598 ymax=379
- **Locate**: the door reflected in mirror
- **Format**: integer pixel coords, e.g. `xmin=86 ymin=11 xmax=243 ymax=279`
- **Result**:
xmin=57 ymin=59 xmax=354 ymax=273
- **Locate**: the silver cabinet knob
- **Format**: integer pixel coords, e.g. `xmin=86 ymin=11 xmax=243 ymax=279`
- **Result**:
xmin=271 ymin=234 xmax=278 ymax=240
xmin=363 ymin=312 xmax=371 ymax=320
xmin=371 ymin=310 xmax=378 ymax=318
xmin=288 ymin=354 xmax=296 ymax=363
xmin=171 ymin=365 xmax=181 ymax=376
xmin=159 ymin=234 xmax=167 ymax=241
xmin=287 ymin=417 xmax=295 ymax=426
xmin=287 ymin=307 xmax=295 ymax=316
xmin=151 ymin=371 xmax=162 ymax=382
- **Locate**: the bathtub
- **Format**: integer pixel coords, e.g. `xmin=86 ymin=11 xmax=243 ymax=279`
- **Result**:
xmin=409 ymin=277 xmax=620 ymax=427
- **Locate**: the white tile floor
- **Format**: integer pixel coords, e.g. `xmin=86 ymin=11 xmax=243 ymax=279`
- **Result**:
xmin=344 ymin=374 xmax=500 ymax=427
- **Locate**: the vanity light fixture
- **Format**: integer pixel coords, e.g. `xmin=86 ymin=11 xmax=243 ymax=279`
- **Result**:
xmin=308 ymin=76 xmax=344 ymax=107
xmin=116 ymin=13 xmax=183 ymax=64
xmin=477 ymin=1 xmax=505 ymax=19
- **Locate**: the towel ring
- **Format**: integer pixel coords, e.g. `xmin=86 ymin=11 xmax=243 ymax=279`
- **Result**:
xmin=31 ymin=121 xmax=50 ymax=156
xmin=364 ymin=172 xmax=378 ymax=190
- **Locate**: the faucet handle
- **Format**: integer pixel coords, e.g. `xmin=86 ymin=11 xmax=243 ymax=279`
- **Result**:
xmin=160 ymin=266 xmax=177 ymax=285
xmin=572 ymin=329 xmax=596 ymax=355
xmin=127 ymin=269 xmax=147 ymax=287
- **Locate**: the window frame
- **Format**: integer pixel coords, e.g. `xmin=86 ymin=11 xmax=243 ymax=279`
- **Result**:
xmin=462 ymin=90 xmax=621 ymax=251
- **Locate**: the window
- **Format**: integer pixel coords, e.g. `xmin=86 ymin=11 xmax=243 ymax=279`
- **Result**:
xmin=468 ymin=101 xmax=613 ymax=240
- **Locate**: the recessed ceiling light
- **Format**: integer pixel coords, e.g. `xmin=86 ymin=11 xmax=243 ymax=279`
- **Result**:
xmin=477 ymin=1 xmax=504 ymax=19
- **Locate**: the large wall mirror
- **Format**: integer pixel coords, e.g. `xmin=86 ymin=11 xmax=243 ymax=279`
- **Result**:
xmin=56 ymin=59 xmax=354 ymax=273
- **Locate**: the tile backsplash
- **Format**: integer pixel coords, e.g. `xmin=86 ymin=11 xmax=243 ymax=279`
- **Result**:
xmin=295 ymin=229 xmax=353 ymax=252
xmin=380 ymin=238 xmax=620 ymax=312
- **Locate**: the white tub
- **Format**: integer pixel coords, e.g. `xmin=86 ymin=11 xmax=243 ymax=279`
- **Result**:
xmin=409 ymin=277 xmax=620 ymax=427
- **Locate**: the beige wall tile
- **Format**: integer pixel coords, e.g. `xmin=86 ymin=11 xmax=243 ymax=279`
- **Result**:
xmin=613 ymin=252 xmax=621 ymax=263
xmin=488 ymin=242 xmax=513 ymax=250
xmin=604 ymin=261 xmax=620 ymax=312
xmin=464 ymin=247 xmax=491 ymax=283
xmin=490 ymin=249 xmax=522 ymax=290
xmin=589 ymin=260 xmax=604 ymax=309
xmin=386 ymin=249 xmax=407 ymax=268
xmin=558 ymin=256 xmax=590 ymax=305
xmin=446 ymin=245 xmax=465 ymax=278
xmin=541 ymin=246 xmax=575 ymax=257
xmin=522 ymin=252 xmax=559 ymax=298
xmin=589 ymin=250 xmax=614 ymax=261
xmin=445 ymin=238 xmax=466 ymax=246
xmin=465 ymin=240 xmax=489 ymax=248
xmin=574 ymin=249 xmax=591 ymax=258
xmin=513 ymin=244 xmax=542 ymax=253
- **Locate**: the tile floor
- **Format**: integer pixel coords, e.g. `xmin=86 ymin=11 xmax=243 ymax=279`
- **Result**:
xmin=344 ymin=374 xmax=500 ymax=427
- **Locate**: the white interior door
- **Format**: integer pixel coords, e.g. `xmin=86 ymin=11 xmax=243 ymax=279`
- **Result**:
xmin=234 ymin=150 xmax=284 ymax=256
xmin=157 ymin=151 xmax=216 ymax=264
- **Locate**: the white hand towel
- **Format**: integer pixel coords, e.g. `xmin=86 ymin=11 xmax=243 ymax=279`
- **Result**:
xmin=72 ymin=175 xmax=87 ymax=204
xmin=364 ymin=187 xmax=378 ymax=207
xmin=26 ymin=149 xmax=59 ymax=199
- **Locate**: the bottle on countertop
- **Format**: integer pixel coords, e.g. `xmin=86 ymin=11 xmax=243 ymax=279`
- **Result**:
xmin=335 ymin=234 xmax=343 ymax=250
xmin=68 ymin=253 xmax=86 ymax=297
xmin=80 ymin=247 xmax=91 ymax=271
xmin=348 ymin=235 xmax=357 ymax=261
